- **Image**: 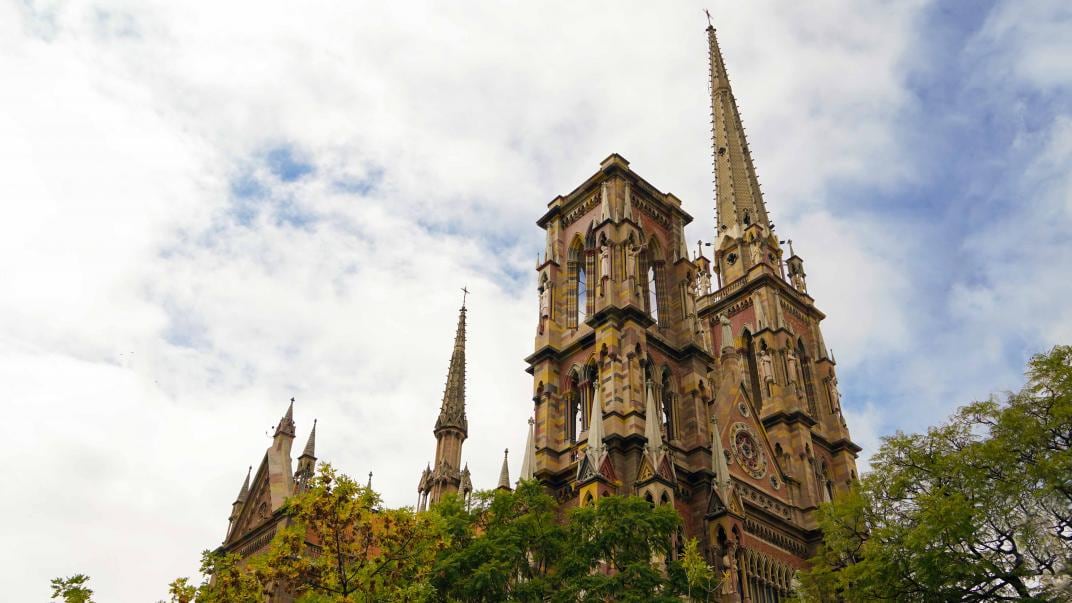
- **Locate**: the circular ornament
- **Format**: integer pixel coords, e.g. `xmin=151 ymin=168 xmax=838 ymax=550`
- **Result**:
xmin=729 ymin=422 xmax=768 ymax=480
xmin=738 ymin=402 xmax=750 ymax=417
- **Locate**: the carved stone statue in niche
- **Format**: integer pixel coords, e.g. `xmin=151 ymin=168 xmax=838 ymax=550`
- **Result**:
xmin=720 ymin=541 xmax=739 ymax=594
xmin=791 ymin=271 xmax=807 ymax=293
xmin=750 ymin=240 xmax=764 ymax=267
xmin=759 ymin=349 xmax=775 ymax=384
xmin=719 ymin=314 xmax=733 ymax=351
xmin=626 ymin=243 xmax=641 ymax=282
xmin=599 ymin=243 xmax=611 ymax=282
xmin=538 ymin=281 xmax=551 ymax=334
xmin=698 ymin=318 xmax=712 ymax=353
xmin=786 ymin=348 xmax=801 ymax=386
xmin=828 ymin=375 xmax=842 ymax=414
xmin=698 ymin=270 xmax=712 ymax=295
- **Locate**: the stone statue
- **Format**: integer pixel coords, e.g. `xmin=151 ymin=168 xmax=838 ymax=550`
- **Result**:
xmin=599 ymin=243 xmax=611 ymax=280
xmin=760 ymin=349 xmax=774 ymax=383
xmin=626 ymin=243 xmax=641 ymax=281
xmin=786 ymin=349 xmax=801 ymax=385
xmin=719 ymin=314 xmax=733 ymax=351
xmin=720 ymin=543 xmax=738 ymax=594
xmin=698 ymin=270 xmax=712 ymax=295
xmin=750 ymin=240 xmax=763 ymax=266
xmin=752 ymin=292 xmax=768 ymax=330
xmin=698 ymin=319 xmax=712 ymax=352
xmin=828 ymin=376 xmax=842 ymax=413
xmin=791 ymin=271 xmax=806 ymax=293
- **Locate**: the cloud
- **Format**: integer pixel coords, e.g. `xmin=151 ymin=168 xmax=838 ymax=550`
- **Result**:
xmin=2 ymin=1 xmax=1069 ymax=601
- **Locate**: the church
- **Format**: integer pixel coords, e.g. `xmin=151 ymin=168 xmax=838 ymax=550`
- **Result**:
xmin=218 ymin=23 xmax=861 ymax=602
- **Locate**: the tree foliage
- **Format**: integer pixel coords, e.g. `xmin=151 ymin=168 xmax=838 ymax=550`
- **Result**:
xmin=798 ymin=345 xmax=1072 ymax=601
xmin=50 ymin=575 xmax=94 ymax=603
xmin=430 ymin=481 xmax=690 ymax=602
xmin=261 ymin=464 xmax=446 ymax=602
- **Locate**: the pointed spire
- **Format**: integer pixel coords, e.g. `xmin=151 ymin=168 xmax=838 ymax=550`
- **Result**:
xmin=497 ymin=449 xmax=512 ymax=490
xmin=599 ymin=180 xmax=613 ymax=222
xmin=587 ymin=386 xmax=606 ymax=456
xmin=519 ymin=418 xmax=536 ymax=482
xmin=367 ymin=471 xmax=373 ymax=489
xmin=235 ymin=466 xmax=251 ymax=503
xmin=708 ymin=23 xmax=770 ymax=234
xmin=622 ymin=181 xmax=634 ymax=222
xmin=274 ymin=397 xmax=296 ymax=437
xmin=644 ymin=380 xmax=666 ymax=460
xmin=435 ymin=303 xmax=468 ymax=434
xmin=300 ymin=419 xmax=317 ymax=458
xmin=711 ymin=415 xmax=731 ymax=499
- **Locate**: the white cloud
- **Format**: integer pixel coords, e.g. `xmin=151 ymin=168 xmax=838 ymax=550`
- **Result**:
xmin=6 ymin=0 xmax=1027 ymax=600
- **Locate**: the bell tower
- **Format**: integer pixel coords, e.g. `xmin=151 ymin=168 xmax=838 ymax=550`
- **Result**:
xmin=524 ymin=21 xmax=862 ymax=602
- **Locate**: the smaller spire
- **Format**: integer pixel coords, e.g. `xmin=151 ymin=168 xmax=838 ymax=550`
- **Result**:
xmin=300 ymin=419 xmax=317 ymax=459
xmin=519 ymin=418 xmax=536 ymax=482
xmin=711 ymin=415 xmax=731 ymax=499
xmin=599 ymin=181 xmax=613 ymax=222
xmin=235 ymin=466 xmax=251 ymax=503
xmin=497 ymin=449 xmax=512 ymax=491
xmin=644 ymin=380 xmax=665 ymax=460
xmin=586 ymin=386 xmax=606 ymax=457
xmin=367 ymin=471 xmax=373 ymax=489
xmin=274 ymin=397 xmax=296 ymax=437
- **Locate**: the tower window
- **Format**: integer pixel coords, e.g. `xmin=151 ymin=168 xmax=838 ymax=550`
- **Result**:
xmin=647 ymin=264 xmax=659 ymax=323
xmin=577 ymin=266 xmax=587 ymax=325
xmin=661 ymin=369 xmax=674 ymax=441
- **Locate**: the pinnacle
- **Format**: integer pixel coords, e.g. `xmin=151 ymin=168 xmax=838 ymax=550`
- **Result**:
xmin=300 ymin=419 xmax=317 ymax=458
xmin=497 ymin=449 xmax=511 ymax=490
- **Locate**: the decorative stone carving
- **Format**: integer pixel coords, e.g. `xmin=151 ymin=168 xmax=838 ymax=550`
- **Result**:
xmin=698 ymin=270 xmax=711 ymax=295
xmin=750 ymin=241 xmax=763 ymax=266
xmin=730 ymin=422 xmax=768 ymax=479
xmin=719 ymin=314 xmax=733 ymax=350
xmin=786 ymin=349 xmax=800 ymax=386
xmin=759 ymin=349 xmax=774 ymax=383
xmin=599 ymin=243 xmax=611 ymax=281
xmin=791 ymin=271 xmax=806 ymax=293
xmin=626 ymin=243 xmax=641 ymax=281
xmin=828 ymin=375 xmax=842 ymax=414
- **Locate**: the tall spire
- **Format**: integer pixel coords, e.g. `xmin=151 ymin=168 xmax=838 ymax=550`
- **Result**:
xmin=435 ymin=303 xmax=468 ymax=434
xmin=235 ymin=466 xmax=251 ymax=503
xmin=586 ymin=387 xmax=606 ymax=459
xmin=274 ymin=397 xmax=296 ymax=438
xmin=708 ymin=23 xmax=770 ymax=234
xmin=519 ymin=417 xmax=536 ymax=482
xmin=300 ymin=419 xmax=317 ymax=459
xmin=497 ymin=449 xmax=511 ymax=490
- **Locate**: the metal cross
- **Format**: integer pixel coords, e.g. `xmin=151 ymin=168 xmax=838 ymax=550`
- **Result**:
xmin=461 ymin=285 xmax=470 ymax=308
xmin=704 ymin=8 xmax=713 ymax=27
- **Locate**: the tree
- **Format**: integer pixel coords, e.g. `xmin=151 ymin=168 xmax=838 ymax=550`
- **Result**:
xmin=681 ymin=538 xmax=718 ymax=602
xmin=555 ymin=494 xmax=683 ymax=603
xmin=50 ymin=575 xmax=93 ymax=603
xmin=191 ymin=550 xmax=265 ymax=603
xmin=261 ymin=463 xmax=446 ymax=602
xmin=167 ymin=577 xmax=196 ymax=603
xmin=798 ymin=345 xmax=1072 ymax=601
xmin=431 ymin=480 xmax=567 ymax=602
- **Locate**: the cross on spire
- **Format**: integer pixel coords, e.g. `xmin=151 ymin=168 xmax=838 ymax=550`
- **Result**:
xmin=461 ymin=285 xmax=470 ymax=309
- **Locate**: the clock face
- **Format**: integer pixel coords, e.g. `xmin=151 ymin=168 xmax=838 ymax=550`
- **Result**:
xmin=730 ymin=422 xmax=768 ymax=480
xmin=726 ymin=253 xmax=738 ymax=265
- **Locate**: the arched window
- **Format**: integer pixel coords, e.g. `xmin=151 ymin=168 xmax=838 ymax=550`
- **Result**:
xmin=647 ymin=264 xmax=659 ymax=322
xmin=584 ymin=360 xmax=598 ymax=432
xmin=643 ymin=238 xmax=663 ymax=325
xmin=567 ymin=370 xmax=582 ymax=443
xmin=742 ymin=330 xmax=762 ymax=410
xmin=660 ymin=369 xmax=674 ymax=441
xmin=568 ymin=237 xmax=586 ymax=328
xmin=798 ymin=339 xmax=818 ymax=417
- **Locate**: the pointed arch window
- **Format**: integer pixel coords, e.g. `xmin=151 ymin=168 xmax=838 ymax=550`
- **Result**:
xmin=568 ymin=237 xmax=586 ymax=328
xmin=660 ymin=369 xmax=674 ymax=441
xmin=798 ymin=339 xmax=818 ymax=417
xmin=643 ymin=239 xmax=664 ymax=326
xmin=742 ymin=330 xmax=763 ymax=410
xmin=567 ymin=370 xmax=584 ymax=443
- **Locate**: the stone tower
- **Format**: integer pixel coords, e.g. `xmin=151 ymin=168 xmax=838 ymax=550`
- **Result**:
xmin=417 ymin=302 xmax=473 ymax=510
xmin=524 ymin=24 xmax=861 ymax=601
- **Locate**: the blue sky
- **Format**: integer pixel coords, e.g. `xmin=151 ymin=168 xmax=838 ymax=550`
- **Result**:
xmin=1 ymin=1 xmax=1070 ymax=600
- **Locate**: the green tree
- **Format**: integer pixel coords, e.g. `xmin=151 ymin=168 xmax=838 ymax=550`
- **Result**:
xmin=432 ymin=480 xmax=567 ymax=602
xmin=681 ymin=537 xmax=718 ymax=602
xmin=50 ymin=575 xmax=93 ymax=603
xmin=261 ymin=463 xmax=446 ymax=602
xmin=193 ymin=550 xmax=265 ymax=603
xmin=798 ymin=345 xmax=1072 ymax=601
xmin=167 ymin=577 xmax=196 ymax=603
xmin=556 ymin=494 xmax=683 ymax=603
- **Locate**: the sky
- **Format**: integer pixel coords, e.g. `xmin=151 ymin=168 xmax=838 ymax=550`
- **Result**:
xmin=1 ymin=0 xmax=1070 ymax=600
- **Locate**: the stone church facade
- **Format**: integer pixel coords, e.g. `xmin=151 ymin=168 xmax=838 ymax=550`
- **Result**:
xmin=217 ymin=24 xmax=860 ymax=603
